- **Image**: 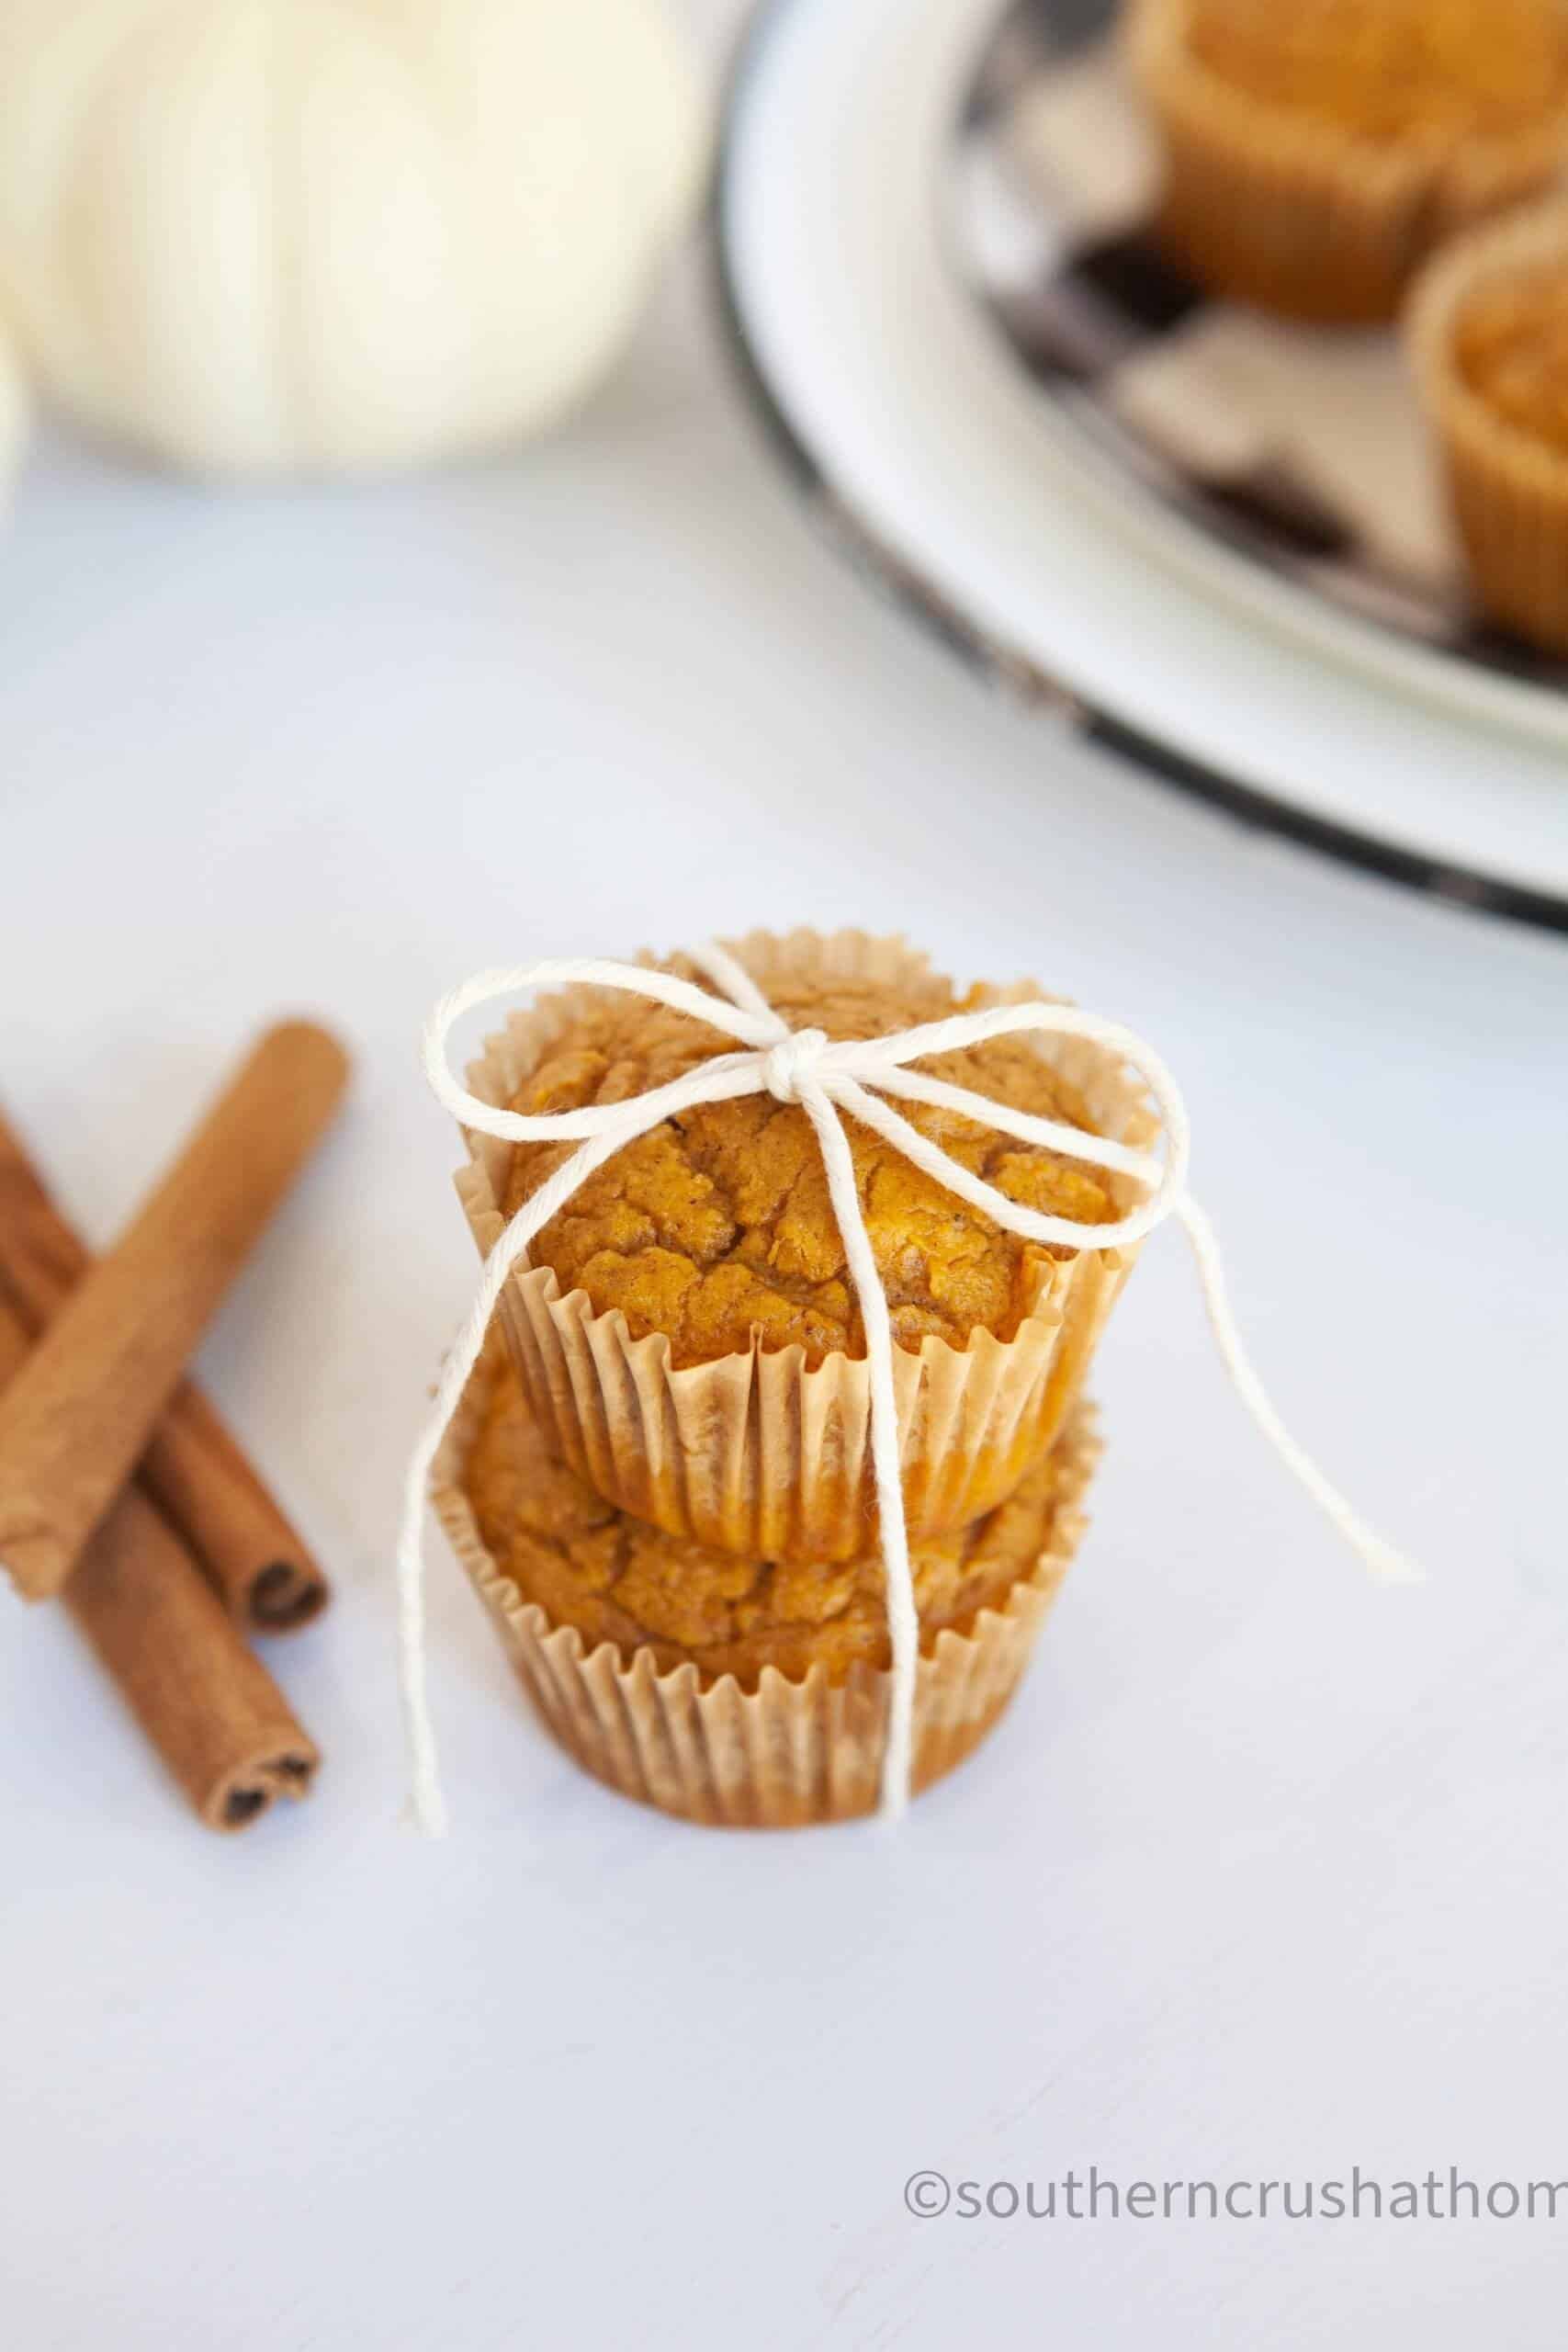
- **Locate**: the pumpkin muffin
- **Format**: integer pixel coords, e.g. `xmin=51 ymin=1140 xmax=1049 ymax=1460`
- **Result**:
xmin=1451 ymin=266 xmax=1568 ymax=449
xmin=501 ymin=959 xmax=1118 ymax=1365
xmin=1127 ymin=0 xmax=1568 ymax=323
xmin=1408 ymin=196 xmax=1568 ymax=650
xmin=468 ymin=1351 xmax=1087 ymax=1686
xmin=434 ymin=1351 xmax=1102 ymax=1826
xmin=453 ymin=931 xmax=1156 ymax=1562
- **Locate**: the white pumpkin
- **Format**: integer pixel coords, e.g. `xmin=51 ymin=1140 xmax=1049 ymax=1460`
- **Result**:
xmin=0 ymin=332 xmax=28 ymax=500
xmin=0 ymin=0 xmax=707 ymax=477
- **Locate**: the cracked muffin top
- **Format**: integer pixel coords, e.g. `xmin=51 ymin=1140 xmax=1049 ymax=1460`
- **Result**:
xmin=467 ymin=1357 xmax=1079 ymax=1686
xmin=1453 ymin=257 xmax=1568 ymax=455
xmin=1187 ymin=0 xmax=1568 ymax=146
xmin=500 ymin=956 xmax=1118 ymax=1366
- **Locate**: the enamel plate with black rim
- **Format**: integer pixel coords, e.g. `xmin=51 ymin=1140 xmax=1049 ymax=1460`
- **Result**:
xmin=716 ymin=0 xmax=1568 ymax=929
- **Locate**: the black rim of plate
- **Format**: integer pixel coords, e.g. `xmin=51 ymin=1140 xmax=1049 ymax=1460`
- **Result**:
xmin=708 ymin=0 xmax=1568 ymax=938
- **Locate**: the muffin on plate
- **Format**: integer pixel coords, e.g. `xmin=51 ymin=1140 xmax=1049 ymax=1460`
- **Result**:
xmin=1126 ymin=0 xmax=1568 ymax=323
xmin=452 ymin=930 xmax=1155 ymax=1560
xmin=1408 ymin=196 xmax=1568 ymax=651
xmin=433 ymin=1349 xmax=1101 ymax=1826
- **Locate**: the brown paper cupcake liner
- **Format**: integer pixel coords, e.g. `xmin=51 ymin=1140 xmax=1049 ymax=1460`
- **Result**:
xmin=1126 ymin=0 xmax=1568 ymax=325
xmin=432 ymin=1355 xmax=1101 ymax=1828
xmin=1407 ymin=197 xmax=1568 ymax=655
xmin=454 ymin=927 xmax=1154 ymax=1561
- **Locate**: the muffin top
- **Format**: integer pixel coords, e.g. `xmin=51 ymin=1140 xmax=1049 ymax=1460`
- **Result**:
xmin=1187 ymin=0 xmax=1568 ymax=146
xmin=501 ymin=956 xmax=1118 ymax=1366
xmin=467 ymin=1357 xmax=1078 ymax=1687
xmin=1453 ymin=258 xmax=1568 ymax=454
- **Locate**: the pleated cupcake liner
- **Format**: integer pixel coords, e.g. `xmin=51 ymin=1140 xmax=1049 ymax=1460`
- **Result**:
xmin=1126 ymin=0 xmax=1568 ymax=324
xmin=1408 ymin=196 xmax=1568 ymax=655
xmin=432 ymin=1360 xmax=1102 ymax=1829
xmin=455 ymin=926 xmax=1151 ymax=1561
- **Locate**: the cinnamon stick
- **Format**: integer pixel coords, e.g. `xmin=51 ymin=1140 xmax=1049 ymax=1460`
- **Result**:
xmin=0 ymin=1104 xmax=330 ymax=1631
xmin=0 ymin=1022 xmax=349 ymax=1603
xmin=0 ymin=1283 xmax=318 ymax=1829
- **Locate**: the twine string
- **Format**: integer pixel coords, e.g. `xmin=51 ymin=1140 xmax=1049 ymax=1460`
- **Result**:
xmin=399 ymin=947 xmax=1416 ymax=1836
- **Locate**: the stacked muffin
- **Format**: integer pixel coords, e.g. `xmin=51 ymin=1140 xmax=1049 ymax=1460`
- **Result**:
xmin=433 ymin=933 xmax=1156 ymax=1826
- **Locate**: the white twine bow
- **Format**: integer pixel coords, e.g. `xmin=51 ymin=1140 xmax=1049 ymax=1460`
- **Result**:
xmin=399 ymin=944 xmax=1416 ymax=1837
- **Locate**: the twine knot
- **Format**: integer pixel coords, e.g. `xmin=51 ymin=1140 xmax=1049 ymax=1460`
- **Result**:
xmin=764 ymin=1024 xmax=830 ymax=1105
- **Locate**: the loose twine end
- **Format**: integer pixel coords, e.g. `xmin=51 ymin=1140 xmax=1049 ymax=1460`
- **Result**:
xmin=1361 ymin=1540 xmax=1425 ymax=1587
xmin=404 ymin=1781 xmax=449 ymax=1839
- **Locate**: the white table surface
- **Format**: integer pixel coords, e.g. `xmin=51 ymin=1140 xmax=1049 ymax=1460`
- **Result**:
xmin=4 ymin=6 xmax=1568 ymax=2345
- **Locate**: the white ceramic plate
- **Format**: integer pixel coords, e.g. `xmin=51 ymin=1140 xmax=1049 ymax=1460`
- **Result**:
xmin=715 ymin=0 xmax=1568 ymax=929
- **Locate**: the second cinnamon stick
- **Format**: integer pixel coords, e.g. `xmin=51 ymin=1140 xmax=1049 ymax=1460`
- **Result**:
xmin=0 ymin=1104 xmax=330 ymax=1631
xmin=0 ymin=1021 xmax=349 ymax=1602
xmin=0 ymin=1285 xmax=319 ymax=1829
